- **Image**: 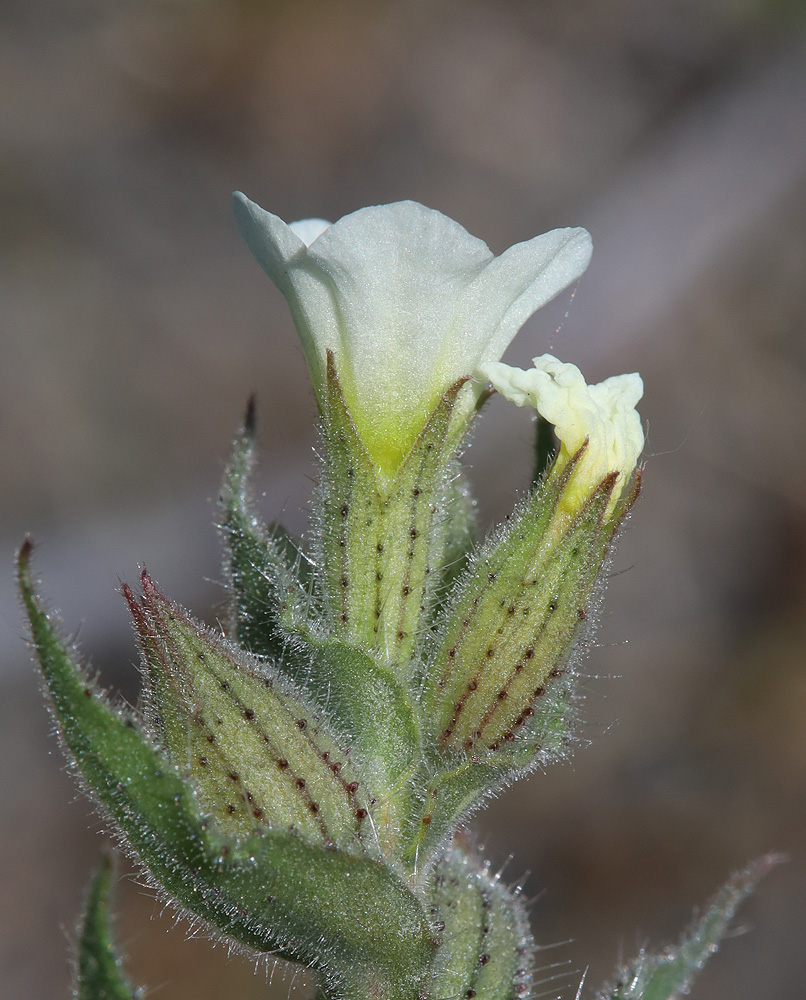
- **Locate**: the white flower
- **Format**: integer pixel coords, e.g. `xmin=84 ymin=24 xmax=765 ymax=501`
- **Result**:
xmin=233 ymin=193 xmax=592 ymax=472
xmin=478 ymin=354 xmax=643 ymax=510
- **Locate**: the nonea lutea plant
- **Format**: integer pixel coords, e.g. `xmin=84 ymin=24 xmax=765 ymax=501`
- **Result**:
xmin=19 ymin=195 xmax=777 ymax=1000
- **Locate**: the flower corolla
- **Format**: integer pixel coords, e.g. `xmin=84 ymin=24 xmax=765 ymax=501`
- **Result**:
xmin=478 ymin=354 xmax=643 ymax=511
xmin=233 ymin=193 xmax=592 ymax=472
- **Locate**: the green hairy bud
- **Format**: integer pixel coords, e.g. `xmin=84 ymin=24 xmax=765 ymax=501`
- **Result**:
xmin=19 ymin=196 xmax=775 ymax=1000
xmin=424 ymin=448 xmax=640 ymax=756
xmin=124 ymin=570 xmax=370 ymax=849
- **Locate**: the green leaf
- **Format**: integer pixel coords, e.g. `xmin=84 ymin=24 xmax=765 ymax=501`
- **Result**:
xmin=404 ymin=757 xmax=507 ymax=868
xmin=597 ymin=855 xmax=782 ymax=1000
xmin=19 ymin=541 xmax=435 ymax=1000
xmin=219 ymin=397 xmax=315 ymax=663
xmin=76 ymin=856 xmax=140 ymax=1000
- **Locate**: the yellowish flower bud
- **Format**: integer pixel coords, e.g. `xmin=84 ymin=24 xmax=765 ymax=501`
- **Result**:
xmin=478 ymin=354 xmax=643 ymax=518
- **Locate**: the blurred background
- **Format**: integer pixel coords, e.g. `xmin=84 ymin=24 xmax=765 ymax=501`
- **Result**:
xmin=2 ymin=0 xmax=805 ymax=997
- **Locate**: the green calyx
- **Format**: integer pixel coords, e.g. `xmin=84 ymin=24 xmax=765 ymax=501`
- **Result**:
xmin=317 ymin=354 xmax=470 ymax=672
xmin=428 ymin=843 xmax=533 ymax=1000
xmin=423 ymin=446 xmax=641 ymax=755
xmin=17 ymin=181 xmax=783 ymax=1000
xmin=124 ymin=570 xmax=371 ymax=852
xmin=18 ymin=380 xmax=640 ymax=992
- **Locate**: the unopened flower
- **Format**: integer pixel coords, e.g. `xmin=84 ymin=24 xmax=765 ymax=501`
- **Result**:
xmin=233 ymin=194 xmax=592 ymax=472
xmin=478 ymin=354 xmax=643 ymax=515
xmin=424 ymin=358 xmax=642 ymax=762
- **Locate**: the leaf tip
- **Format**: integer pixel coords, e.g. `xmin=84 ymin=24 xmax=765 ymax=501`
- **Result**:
xmin=244 ymin=393 xmax=257 ymax=437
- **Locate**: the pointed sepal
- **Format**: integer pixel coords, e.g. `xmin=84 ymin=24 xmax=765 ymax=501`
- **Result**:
xmin=75 ymin=856 xmax=141 ymax=1000
xmin=125 ymin=570 xmax=371 ymax=853
xmin=219 ymin=397 xmax=315 ymax=663
xmin=318 ymin=355 xmax=471 ymax=671
xmin=423 ymin=449 xmax=639 ymax=755
xmin=427 ymin=466 xmax=478 ymax=621
xmin=404 ymin=453 xmax=639 ymax=864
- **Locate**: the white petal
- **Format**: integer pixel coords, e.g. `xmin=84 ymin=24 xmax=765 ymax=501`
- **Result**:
xmin=298 ymin=201 xmax=495 ymax=454
xmin=459 ymin=228 xmax=592 ymax=368
xmin=232 ymin=192 xmax=307 ymax=290
xmin=232 ymin=192 xmax=331 ymax=387
xmin=289 ymin=218 xmax=331 ymax=246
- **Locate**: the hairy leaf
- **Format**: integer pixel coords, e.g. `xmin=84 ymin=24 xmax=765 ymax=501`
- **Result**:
xmin=296 ymin=635 xmax=422 ymax=859
xmin=596 ymin=856 xmax=782 ymax=1000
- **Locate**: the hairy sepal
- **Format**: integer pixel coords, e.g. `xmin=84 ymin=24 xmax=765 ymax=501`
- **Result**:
xmin=285 ymin=632 xmax=423 ymax=862
xmin=401 ymin=679 xmax=573 ymax=868
xmin=125 ymin=570 xmax=375 ymax=853
xmin=18 ymin=542 xmax=435 ymax=997
xmin=596 ymin=855 xmax=782 ymax=1000
xmin=401 ymin=457 xmax=639 ymax=865
xmin=75 ymin=856 xmax=141 ymax=1000
xmin=423 ymin=452 xmax=639 ymax=753
xmin=219 ymin=398 xmax=315 ymax=663
xmin=317 ymin=355 xmax=471 ymax=673
xmin=428 ymin=842 xmax=533 ymax=1000
xmin=424 ymin=465 xmax=478 ymax=626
